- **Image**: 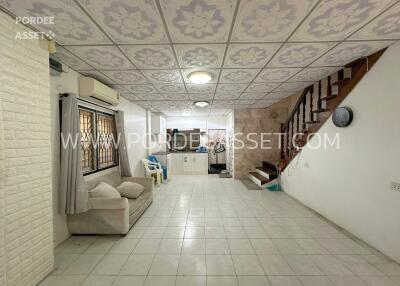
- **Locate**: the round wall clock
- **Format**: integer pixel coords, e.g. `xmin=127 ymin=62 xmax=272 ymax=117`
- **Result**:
xmin=332 ymin=107 xmax=353 ymax=127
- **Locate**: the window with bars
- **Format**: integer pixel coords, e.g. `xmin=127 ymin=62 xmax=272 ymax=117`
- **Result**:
xmin=79 ymin=107 xmax=118 ymax=175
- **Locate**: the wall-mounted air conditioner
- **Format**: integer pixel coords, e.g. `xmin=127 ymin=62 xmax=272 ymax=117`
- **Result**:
xmin=79 ymin=76 xmax=120 ymax=106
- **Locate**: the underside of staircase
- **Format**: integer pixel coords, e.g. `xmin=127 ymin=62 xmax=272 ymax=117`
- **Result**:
xmin=248 ymin=48 xmax=386 ymax=186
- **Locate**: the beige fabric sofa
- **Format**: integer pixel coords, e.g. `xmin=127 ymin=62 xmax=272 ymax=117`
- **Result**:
xmin=67 ymin=172 xmax=153 ymax=235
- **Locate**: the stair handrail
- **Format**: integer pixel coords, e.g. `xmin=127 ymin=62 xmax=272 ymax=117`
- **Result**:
xmin=283 ymin=86 xmax=311 ymax=127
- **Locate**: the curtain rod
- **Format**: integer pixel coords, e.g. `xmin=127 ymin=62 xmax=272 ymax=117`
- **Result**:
xmin=59 ymin=93 xmax=117 ymax=113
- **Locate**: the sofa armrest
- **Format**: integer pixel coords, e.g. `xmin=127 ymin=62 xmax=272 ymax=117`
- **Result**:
xmin=88 ymin=197 xmax=129 ymax=210
xmin=122 ymin=177 xmax=154 ymax=192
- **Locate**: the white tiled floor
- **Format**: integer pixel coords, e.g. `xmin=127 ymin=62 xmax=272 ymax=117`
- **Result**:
xmin=45 ymin=175 xmax=400 ymax=286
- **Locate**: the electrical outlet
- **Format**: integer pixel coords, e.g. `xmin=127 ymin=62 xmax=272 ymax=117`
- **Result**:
xmin=390 ymin=181 xmax=400 ymax=192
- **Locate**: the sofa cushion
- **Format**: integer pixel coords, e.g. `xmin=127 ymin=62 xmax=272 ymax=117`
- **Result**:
xmin=89 ymin=182 xmax=121 ymax=199
xmin=117 ymin=182 xmax=144 ymax=199
xmin=86 ymin=172 xmax=122 ymax=191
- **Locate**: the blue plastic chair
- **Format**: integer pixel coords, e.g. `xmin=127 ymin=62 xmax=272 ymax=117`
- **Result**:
xmin=147 ymin=155 xmax=167 ymax=180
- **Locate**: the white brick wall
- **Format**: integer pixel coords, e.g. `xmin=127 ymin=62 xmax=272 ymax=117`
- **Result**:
xmin=0 ymin=11 xmax=53 ymax=286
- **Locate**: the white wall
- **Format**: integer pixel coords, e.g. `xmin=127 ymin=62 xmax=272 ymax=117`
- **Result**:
xmin=0 ymin=12 xmax=54 ymax=286
xmin=50 ymin=70 xmax=149 ymax=246
xmin=118 ymin=96 xmax=148 ymax=177
xmin=166 ymin=115 xmax=227 ymax=132
xmin=50 ymin=66 xmax=78 ymax=247
xmin=281 ymin=42 xmax=400 ymax=262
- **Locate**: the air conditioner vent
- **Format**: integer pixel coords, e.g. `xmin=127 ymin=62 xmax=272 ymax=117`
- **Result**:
xmin=79 ymin=77 xmax=120 ymax=106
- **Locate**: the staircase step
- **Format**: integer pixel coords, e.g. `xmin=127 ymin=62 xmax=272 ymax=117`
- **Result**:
xmin=262 ymin=161 xmax=278 ymax=172
xmin=255 ymin=167 xmax=277 ymax=180
xmin=332 ymin=78 xmax=351 ymax=86
xmin=249 ymin=172 xmax=270 ymax=186
xmin=321 ymin=95 xmax=337 ymax=101
xmin=312 ymin=108 xmax=329 ymax=114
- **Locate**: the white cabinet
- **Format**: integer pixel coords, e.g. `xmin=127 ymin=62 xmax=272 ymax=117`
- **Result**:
xmin=170 ymin=153 xmax=208 ymax=175
xmin=169 ymin=153 xmax=183 ymax=175
xmin=182 ymin=154 xmax=194 ymax=172
xmin=151 ymin=114 xmax=166 ymax=134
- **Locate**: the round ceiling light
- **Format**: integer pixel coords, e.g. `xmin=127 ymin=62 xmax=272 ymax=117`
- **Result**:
xmin=188 ymin=71 xmax=212 ymax=84
xmin=194 ymin=101 xmax=209 ymax=108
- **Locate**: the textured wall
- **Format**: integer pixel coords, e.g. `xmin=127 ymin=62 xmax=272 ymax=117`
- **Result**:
xmin=0 ymin=11 xmax=53 ymax=286
xmin=234 ymin=95 xmax=299 ymax=179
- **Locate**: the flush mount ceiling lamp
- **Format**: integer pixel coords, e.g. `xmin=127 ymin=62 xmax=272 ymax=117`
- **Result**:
xmin=188 ymin=71 xmax=212 ymax=84
xmin=194 ymin=101 xmax=209 ymax=108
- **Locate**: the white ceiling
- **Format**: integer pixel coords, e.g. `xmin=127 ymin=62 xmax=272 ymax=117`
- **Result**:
xmin=2 ymin=0 xmax=399 ymax=116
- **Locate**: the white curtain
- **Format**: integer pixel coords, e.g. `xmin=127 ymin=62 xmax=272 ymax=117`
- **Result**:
xmin=59 ymin=94 xmax=88 ymax=214
xmin=115 ymin=110 xmax=132 ymax=177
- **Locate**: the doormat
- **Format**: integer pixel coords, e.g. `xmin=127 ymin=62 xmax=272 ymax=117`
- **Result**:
xmin=218 ymin=173 xmax=232 ymax=178
xmin=239 ymin=179 xmax=263 ymax=190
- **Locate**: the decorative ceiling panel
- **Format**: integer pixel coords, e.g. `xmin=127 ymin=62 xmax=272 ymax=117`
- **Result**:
xmin=189 ymin=93 xmax=214 ymax=100
xmin=80 ymin=70 xmax=114 ymax=84
xmin=51 ymin=46 xmax=94 ymax=71
xmin=121 ymin=94 xmax=141 ymax=101
xmin=351 ymin=3 xmax=400 ymax=40
xmin=216 ymin=83 xmax=248 ymax=93
xmin=289 ymin=0 xmax=395 ymax=42
xmin=268 ymin=42 xmax=336 ymax=67
xmin=160 ymin=0 xmax=237 ymax=43
xmin=212 ymin=100 xmax=236 ymax=106
xmin=274 ymin=81 xmax=314 ymax=92
xmin=232 ymin=0 xmax=319 ymax=42
xmin=78 ymin=0 xmax=168 ymax=44
xmin=214 ymin=93 xmax=242 ymax=100
xmin=125 ymin=84 xmax=157 ymax=94
xmin=136 ymin=94 xmax=165 ymax=101
xmin=175 ymin=44 xmax=226 ymax=68
xmin=266 ymin=92 xmax=295 ymax=100
xmin=235 ymin=99 xmax=257 ymax=105
xmin=224 ymin=43 xmax=281 ymax=68
xmin=109 ymin=85 xmax=129 ymax=93
xmin=142 ymin=70 xmax=183 ymax=84
xmin=245 ymin=83 xmax=280 ymax=93
xmin=163 ymin=94 xmax=190 ymax=100
xmin=154 ymin=84 xmax=186 ymax=93
xmin=254 ymin=68 xmax=302 ymax=83
xmin=101 ymin=70 xmax=148 ymax=84
xmin=121 ymin=45 xmax=177 ymax=69
xmin=186 ymin=84 xmax=217 ymax=93
xmin=66 ymin=46 xmax=134 ymax=70
xmin=2 ymin=0 xmax=110 ymax=45
xmin=219 ymin=69 xmax=260 ymax=83
xmin=288 ymin=67 xmax=342 ymax=82
xmin=4 ymin=0 xmax=398 ymax=116
xmin=238 ymin=93 xmax=267 ymax=100
xmin=311 ymin=41 xmax=395 ymax=67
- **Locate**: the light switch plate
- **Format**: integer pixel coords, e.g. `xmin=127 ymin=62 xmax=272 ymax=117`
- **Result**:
xmin=390 ymin=181 xmax=400 ymax=192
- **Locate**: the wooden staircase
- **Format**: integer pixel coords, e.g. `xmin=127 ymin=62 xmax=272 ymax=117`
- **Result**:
xmin=249 ymin=161 xmax=278 ymax=187
xmin=280 ymin=49 xmax=386 ymax=169
xmin=248 ymin=49 xmax=386 ymax=184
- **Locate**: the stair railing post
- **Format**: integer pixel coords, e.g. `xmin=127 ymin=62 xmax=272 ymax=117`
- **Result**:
xmin=309 ymin=85 xmax=314 ymax=123
xmin=317 ymin=80 xmax=322 ymax=111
